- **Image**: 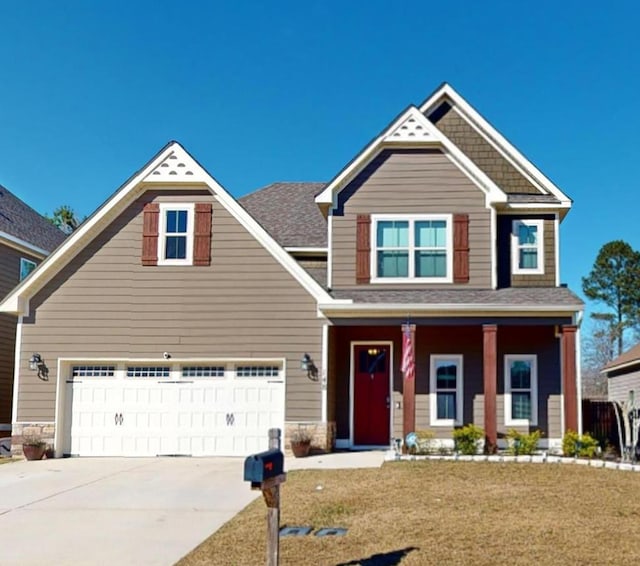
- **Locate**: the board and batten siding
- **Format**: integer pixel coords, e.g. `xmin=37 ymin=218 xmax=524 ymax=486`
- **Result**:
xmin=608 ymin=369 xmax=640 ymax=405
xmin=17 ymin=189 xmax=324 ymax=423
xmin=331 ymin=149 xmax=492 ymax=289
xmin=0 ymin=244 xmax=41 ymax=425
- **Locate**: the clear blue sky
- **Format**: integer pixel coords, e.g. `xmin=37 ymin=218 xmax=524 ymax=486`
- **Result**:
xmin=0 ymin=1 xmax=638 ymax=317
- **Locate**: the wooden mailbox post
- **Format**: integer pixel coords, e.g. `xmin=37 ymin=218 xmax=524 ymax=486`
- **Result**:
xmin=244 ymin=428 xmax=286 ymax=566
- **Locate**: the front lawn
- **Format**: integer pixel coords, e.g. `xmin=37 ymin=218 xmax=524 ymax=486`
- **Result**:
xmin=179 ymin=461 xmax=640 ymax=565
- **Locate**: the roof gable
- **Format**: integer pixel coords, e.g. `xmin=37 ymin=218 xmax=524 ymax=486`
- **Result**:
xmin=315 ymin=105 xmax=508 ymax=209
xmin=420 ymin=84 xmax=572 ymax=209
xmin=0 ymin=142 xmax=337 ymax=315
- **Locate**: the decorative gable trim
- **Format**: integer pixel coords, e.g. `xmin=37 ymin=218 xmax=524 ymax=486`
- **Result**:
xmin=0 ymin=142 xmax=341 ymax=315
xmin=315 ymin=106 xmax=507 ymax=210
xmin=420 ymin=84 xmax=572 ymax=209
xmin=143 ymin=147 xmax=207 ymax=183
xmin=384 ymin=110 xmax=439 ymax=143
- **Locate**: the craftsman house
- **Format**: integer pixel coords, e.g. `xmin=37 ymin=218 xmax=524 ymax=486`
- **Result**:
xmin=0 ymin=185 xmax=66 ymax=440
xmin=0 ymin=83 xmax=582 ymax=457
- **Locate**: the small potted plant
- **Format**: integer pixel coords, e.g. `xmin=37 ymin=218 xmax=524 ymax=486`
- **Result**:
xmin=22 ymin=435 xmax=48 ymax=461
xmin=290 ymin=426 xmax=313 ymax=458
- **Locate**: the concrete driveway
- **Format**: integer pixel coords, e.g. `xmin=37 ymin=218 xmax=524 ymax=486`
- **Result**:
xmin=0 ymin=457 xmax=259 ymax=566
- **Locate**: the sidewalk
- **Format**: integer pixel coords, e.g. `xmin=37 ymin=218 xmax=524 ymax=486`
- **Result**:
xmin=286 ymin=449 xmax=386 ymax=471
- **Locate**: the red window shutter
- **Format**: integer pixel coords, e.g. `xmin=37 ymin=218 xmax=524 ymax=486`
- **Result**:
xmin=193 ymin=203 xmax=212 ymax=266
xmin=356 ymin=214 xmax=371 ymax=284
xmin=453 ymin=213 xmax=470 ymax=283
xmin=141 ymin=203 xmax=160 ymax=266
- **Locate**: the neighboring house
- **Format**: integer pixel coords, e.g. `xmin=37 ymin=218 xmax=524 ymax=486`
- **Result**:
xmin=0 ymin=184 xmax=66 ymax=438
xmin=0 ymin=83 xmax=583 ymax=457
xmin=602 ymin=344 xmax=640 ymax=404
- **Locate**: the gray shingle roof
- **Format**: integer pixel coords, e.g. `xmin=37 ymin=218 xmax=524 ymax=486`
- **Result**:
xmin=0 ymin=184 xmax=67 ymax=252
xmin=239 ymin=182 xmax=327 ymax=248
xmin=602 ymin=342 xmax=640 ymax=372
xmin=331 ymin=286 xmax=583 ymax=307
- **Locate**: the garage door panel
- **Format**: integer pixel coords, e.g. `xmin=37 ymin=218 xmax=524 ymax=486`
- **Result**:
xmin=67 ymin=368 xmax=284 ymax=457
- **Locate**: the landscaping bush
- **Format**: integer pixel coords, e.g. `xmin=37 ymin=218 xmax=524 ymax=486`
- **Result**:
xmin=562 ymin=430 xmax=599 ymax=458
xmin=453 ymin=424 xmax=484 ymax=455
xmin=506 ymin=429 xmax=541 ymax=455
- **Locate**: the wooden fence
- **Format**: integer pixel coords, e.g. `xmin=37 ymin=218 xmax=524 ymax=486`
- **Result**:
xmin=582 ymin=399 xmax=619 ymax=453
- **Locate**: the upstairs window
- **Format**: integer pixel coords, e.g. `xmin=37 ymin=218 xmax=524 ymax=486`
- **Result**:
xmin=511 ymin=219 xmax=543 ymax=274
xmin=372 ymin=215 xmax=452 ymax=282
xmin=20 ymin=258 xmax=37 ymax=281
xmin=158 ymin=204 xmax=194 ymax=265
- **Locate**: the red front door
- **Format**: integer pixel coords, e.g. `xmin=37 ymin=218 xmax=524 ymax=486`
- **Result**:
xmin=353 ymin=344 xmax=390 ymax=445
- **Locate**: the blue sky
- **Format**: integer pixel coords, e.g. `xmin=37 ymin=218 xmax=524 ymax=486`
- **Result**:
xmin=0 ymin=1 xmax=638 ymax=319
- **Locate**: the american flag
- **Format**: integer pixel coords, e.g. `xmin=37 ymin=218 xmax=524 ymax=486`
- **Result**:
xmin=401 ymin=326 xmax=415 ymax=380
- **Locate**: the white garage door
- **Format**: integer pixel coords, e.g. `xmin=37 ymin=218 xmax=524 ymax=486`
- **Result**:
xmin=64 ymin=363 xmax=284 ymax=457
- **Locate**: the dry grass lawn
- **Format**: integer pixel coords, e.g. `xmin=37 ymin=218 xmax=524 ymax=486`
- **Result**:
xmin=179 ymin=461 xmax=640 ymax=566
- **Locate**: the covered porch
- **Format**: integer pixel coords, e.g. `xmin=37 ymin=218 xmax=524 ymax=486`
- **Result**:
xmin=324 ymin=318 xmax=579 ymax=452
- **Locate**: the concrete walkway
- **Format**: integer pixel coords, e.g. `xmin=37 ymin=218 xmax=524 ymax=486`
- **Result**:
xmin=0 ymin=451 xmax=384 ymax=565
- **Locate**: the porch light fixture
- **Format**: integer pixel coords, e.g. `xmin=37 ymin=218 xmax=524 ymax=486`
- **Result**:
xmin=368 ymin=348 xmax=380 ymax=356
xmin=29 ymin=353 xmax=48 ymax=380
xmin=300 ymin=353 xmax=319 ymax=381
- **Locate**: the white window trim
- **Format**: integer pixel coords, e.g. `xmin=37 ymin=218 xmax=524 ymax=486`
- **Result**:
xmin=370 ymin=213 xmax=453 ymax=283
xmin=511 ymin=219 xmax=544 ymax=275
xmin=504 ymin=354 xmax=538 ymax=426
xmin=430 ymin=354 xmax=463 ymax=426
xmin=158 ymin=203 xmax=195 ymax=266
xmin=20 ymin=258 xmax=37 ymax=281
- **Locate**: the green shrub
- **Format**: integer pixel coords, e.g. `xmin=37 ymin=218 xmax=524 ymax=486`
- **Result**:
xmin=506 ymin=429 xmax=541 ymax=455
xmin=453 ymin=424 xmax=484 ymax=455
xmin=562 ymin=430 xmax=599 ymax=458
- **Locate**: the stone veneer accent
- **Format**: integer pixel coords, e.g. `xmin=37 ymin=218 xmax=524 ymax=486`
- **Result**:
xmin=284 ymin=421 xmax=336 ymax=454
xmin=11 ymin=423 xmax=55 ymax=456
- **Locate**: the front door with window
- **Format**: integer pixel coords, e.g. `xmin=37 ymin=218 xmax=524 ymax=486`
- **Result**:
xmin=353 ymin=344 xmax=390 ymax=445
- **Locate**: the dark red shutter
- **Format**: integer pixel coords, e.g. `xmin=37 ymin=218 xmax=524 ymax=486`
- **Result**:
xmin=193 ymin=203 xmax=212 ymax=266
xmin=356 ymin=214 xmax=371 ymax=284
xmin=453 ymin=213 xmax=469 ymax=283
xmin=141 ymin=203 xmax=160 ymax=266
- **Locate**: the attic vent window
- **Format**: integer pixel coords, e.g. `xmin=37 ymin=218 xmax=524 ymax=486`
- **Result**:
xmin=158 ymin=204 xmax=194 ymax=265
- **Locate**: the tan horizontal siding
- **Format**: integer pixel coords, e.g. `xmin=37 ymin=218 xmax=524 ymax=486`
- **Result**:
xmin=332 ymin=149 xmax=492 ymax=289
xmin=608 ymin=371 xmax=640 ymax=405
xmin=18 ymin=190 xmax=323 ymax=422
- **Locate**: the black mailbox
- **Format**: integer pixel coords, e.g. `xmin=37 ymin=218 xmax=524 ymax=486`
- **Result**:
xmin=244 ymin=449 xmax=284 ymax=483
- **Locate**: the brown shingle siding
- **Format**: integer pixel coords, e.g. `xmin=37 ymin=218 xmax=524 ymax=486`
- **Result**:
xmin=431 ymin=106 xmax=542 ymax=195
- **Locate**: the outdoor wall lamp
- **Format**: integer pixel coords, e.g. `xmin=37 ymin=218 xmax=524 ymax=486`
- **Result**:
xmin=300 ymin=353 xmax=319 ymax=381
xmin=29 ymin=353 xmax=48 ymax=380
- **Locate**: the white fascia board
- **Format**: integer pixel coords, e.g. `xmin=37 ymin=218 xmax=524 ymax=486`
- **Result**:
xmin=315 ymin=106 xmax=507 ymax=209
xmin=601 ymin=359 xmax=640 ymax=375
xmin=420 ymin=84 xmax=572 ymax=206
xmin=0 ymin=231 xmax=50 ymax=258
xmin=318 ymin=302 xmax=583 ymax=317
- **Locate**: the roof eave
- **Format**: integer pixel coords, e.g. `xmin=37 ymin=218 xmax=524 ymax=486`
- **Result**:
xmin=318 ymin=302 xmax=583 ymax=318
